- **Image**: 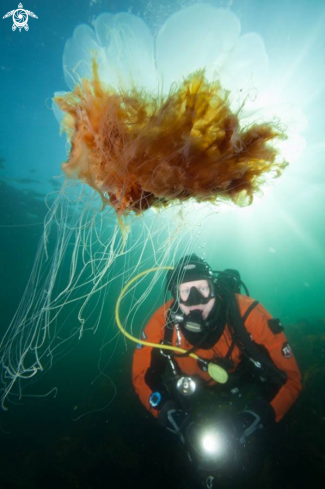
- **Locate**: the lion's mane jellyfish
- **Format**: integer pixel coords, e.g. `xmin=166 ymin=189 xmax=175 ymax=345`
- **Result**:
xmin=55 ymin=64 xmax=286 ymax=215
xmin=55 ymin=6 xmax=287 ymax=216
xmin=0 ymin=5 xmax=290 ymax=407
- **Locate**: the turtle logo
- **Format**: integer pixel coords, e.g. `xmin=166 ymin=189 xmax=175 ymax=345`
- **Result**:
xmin=3 ymin=3 xmax=38 ymax=32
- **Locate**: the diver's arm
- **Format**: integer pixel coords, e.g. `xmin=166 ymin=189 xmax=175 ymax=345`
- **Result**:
xmin=244 ymin=301 xmax=302 ymax=422
xmin=132 ymin=302 xmax=171 ymax=417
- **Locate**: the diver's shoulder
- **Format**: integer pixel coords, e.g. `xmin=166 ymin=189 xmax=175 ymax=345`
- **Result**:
xmin=235 ymin=293 xmax=272 ymax=323
xmin=235 ymin=293 xmax=258 ymax=308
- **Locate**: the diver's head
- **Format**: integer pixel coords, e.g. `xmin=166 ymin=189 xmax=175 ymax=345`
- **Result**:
xmin=167 ymin=254 xmax=220 ymax=334
xmin=167 ymin=254 xmax=214 ymax=296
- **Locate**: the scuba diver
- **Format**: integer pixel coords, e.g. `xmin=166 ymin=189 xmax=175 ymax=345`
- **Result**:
xmin=132 ymin=255 xmax=302 ymax=488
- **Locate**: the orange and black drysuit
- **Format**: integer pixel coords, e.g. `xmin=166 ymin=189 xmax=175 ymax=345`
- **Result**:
xmin=132 ymin=294 xmax=302 ymax=423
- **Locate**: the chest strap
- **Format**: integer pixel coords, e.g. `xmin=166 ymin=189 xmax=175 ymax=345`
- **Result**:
xmin=242 ymin=300 xmax=259 ymax=323
xmin=224 ymin=300 xmax=259 ymax=360
xmin=163 ymin=310 xmax=175 ymax=345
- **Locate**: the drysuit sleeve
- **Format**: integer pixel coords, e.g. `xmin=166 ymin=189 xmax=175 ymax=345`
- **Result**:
xmin=243 ymin=300 xmax=302 ymax=422
xmin=132 ymin=302 xmax=171 ymax=417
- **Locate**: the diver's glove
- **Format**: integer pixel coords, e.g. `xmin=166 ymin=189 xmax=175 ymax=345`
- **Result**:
xmin=158 ymin=400 xmax=188 ymax=435
xmin=235 ymin=399 xmax=275 ymax=444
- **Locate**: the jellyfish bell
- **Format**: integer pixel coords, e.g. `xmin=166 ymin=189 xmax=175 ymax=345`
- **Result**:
xmin=54 ymin=5 xmax=290 ymax=216
xmin=1 ymin=4 xmax=298 ymax=408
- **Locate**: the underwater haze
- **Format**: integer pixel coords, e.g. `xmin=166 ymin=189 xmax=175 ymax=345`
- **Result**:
xmin=0 ymin=0 xmax=325 ymax=488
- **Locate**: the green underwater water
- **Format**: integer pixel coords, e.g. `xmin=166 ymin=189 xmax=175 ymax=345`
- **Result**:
xmin=1 ymin=0 xmax=325 ymax=488
xmin=1 ymin=178 xmax=324 ymax=489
